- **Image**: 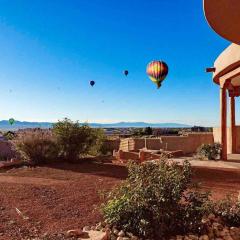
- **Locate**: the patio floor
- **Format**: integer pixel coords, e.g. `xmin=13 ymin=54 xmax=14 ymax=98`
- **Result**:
xmin=173 ymin=154 xmax=240 ymax=170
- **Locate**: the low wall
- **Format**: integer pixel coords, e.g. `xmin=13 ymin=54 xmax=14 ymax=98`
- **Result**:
xmin=116 ymin=149 xmax=184 ymax=162
xmin=103 ymin=139 xmax=120 ymax=153
xmin=119 ymin=133 xmax=214 ymax=154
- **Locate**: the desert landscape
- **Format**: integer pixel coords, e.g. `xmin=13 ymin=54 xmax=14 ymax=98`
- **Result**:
xmin=1 ymin=0 xmax=240 ymax=239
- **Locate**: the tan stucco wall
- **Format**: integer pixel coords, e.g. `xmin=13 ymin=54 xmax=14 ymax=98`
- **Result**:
xmin=119 ymin=133 xmax=214 ymax=154
xmin=213 ymin=44 xmax=240 ymax=85
xmin=213 ymin=126 xmax=240 ymax=153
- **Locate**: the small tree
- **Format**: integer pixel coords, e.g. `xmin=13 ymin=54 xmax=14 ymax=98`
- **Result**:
xmin=144 ymin=127 xmax=153 ymax=135
xmin=53 ymin=118 xmax=105 ymax=161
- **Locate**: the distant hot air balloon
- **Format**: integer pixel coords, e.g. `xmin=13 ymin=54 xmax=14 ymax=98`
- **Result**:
xmin=124 ymin=70 xmax=129 ymax=76
xmin=90 ymin=80 xmax=95 ymax=87
xmin=146 ymin=60 xmax=168 ymax=89
xmin=9 ymin=118 xmax=15 ymax=125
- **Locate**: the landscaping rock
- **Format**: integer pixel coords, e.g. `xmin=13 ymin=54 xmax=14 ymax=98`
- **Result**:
xmin=83 ymin=226 xmax=91 ymax=231
xmin=118 ymin=230 xmax=125 ymax=237
xmin=199 ymin=235 xmax=209 ymax=240
xmin=66 ymin=229 xmax=83 ymax=237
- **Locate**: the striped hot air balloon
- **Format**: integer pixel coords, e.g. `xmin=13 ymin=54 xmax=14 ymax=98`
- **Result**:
xmin=146 ymin=60 xmax=168 ymax=89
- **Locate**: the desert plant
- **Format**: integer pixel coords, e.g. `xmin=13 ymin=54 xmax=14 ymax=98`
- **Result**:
xmin=102 ymin=158 xmax=211 ymax=239
xmin=181 ymin=190 xmax=212 ymax=234
xmin=53 ymin=118 xmax=105 ymax=161
xmin=3 ymin=131 xmax=16 ymax=140
xmin=197 ymin=143 xmax=221 ymax=160
xmin=13 ymin=129 xmax=58 ymax=164
xmin=214 ymin=194 xmax=240 ymax=227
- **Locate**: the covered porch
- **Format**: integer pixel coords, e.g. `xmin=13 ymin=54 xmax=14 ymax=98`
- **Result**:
xmin=210 ymin=44 xmax=240 ymax=160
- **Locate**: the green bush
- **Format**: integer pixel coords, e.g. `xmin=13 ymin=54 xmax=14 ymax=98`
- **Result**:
xmin=53 ymin=118 xmax=105 ymax=161
xmin=102 ymin=158 xmax=211 ymax=239
xmin=13 ymin=130 xmax=58 ymax=164
xmin=181 ymin=190 xmax=212 ymax=234
xmin=214 ymin=195 xmax=240 ymax=227
xmin=197 ymin=143 xmax=222 ymax=160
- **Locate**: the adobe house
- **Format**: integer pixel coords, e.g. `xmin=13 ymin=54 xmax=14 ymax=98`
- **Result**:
xmin=204 ymin=0 xmax=240 ymax=160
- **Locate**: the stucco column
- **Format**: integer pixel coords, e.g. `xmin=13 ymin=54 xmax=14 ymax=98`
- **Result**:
xmin=220 ymin=87 xmax=227 ymax=160
xmin=230 ymin=96 xmax=236 ymax=153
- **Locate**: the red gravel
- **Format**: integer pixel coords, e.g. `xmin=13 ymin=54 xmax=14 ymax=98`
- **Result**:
xmin=0 ymin=161 xmax=239 ymax=239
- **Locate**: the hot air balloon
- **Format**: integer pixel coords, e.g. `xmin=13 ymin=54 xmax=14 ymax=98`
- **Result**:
xmin=9 ymin=118 xmax=15 ymax=125
xmin=90 ymin=80 xmax=95 ymax=87
xmin=146 ymin=60 xmax=168 ymax=89
xmin=124 ymin=70 xmax=129 ymax=76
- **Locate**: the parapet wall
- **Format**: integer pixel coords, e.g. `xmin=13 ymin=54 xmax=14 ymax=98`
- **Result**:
xmin=119 ymin=133 xmax=214 ymax=154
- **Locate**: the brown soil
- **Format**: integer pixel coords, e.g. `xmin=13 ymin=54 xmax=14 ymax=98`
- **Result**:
xmin=0 ymin=161 xmax=239 ymax=239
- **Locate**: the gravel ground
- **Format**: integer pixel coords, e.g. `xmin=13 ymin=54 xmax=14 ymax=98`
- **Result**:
xmin=0 ymin=161 xmax=239 ymax=239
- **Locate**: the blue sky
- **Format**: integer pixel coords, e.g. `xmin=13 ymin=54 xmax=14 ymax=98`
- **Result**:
xmin=0 ymin=0 xmax=233 ymax=126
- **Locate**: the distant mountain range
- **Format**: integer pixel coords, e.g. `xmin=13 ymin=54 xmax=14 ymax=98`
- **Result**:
xmin=0 ymin=120 xmax=191 ymax=130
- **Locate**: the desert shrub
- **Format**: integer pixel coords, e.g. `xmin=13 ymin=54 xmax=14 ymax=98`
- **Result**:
xmin=3 ymin=131 xmax=16 ymax=140
xmin=181 ymin=190 xmax=212 ymax=234
xmin=53 ymin=118 xmax=105 ymax=161
xmin=13 ymin=130 xmax=58 ymax=164
xmin=102 ymin=158 xmax=211 ymax=239
xmin=214 ymin=194 xmax=240 ymax=227
xmin=197 ymin=143 xmax=221 ymax=160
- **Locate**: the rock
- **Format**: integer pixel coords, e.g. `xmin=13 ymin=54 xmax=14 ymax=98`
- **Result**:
xmin=96 ymin=222 xmax=103 ymax=231
xmin=199 ymin=235 xmax=209 ymax=240
xmin=87 ymin=230 xmax=108 ymax=240
xmin=219 ymin=228 xmax=230 ymax=237
xmin=176 ymin=235 xmax=183 ymax=240
xmin=207 ymin=226 xmax=214 ymax=239
xmin=66 ymin=229 xmax=83 ymax=237
xmin=188 ymin=234 xmax=198 ymax=240
xmin=202 ymin=216 xmax=210 ymax=225
xmin=213 ymin=222 xmax=224 ymax=231
xmin=110 ymin=234 xmax=117 ymax=240
xmin=208 ymin=214 xmax=216 ymax=221
xmin=101 ymin=229 xmax=111 ymax=240
xmin=131 ymin=236 xmax=138 ymax=240
xmin=83 ymin=226 xmax=91 ymax=231
xmin=118 ymin=230 xmax=125 ymax=237
xmin=105 ymin=224 xmax=111 ymax=229
xmin=113 ymin=229 xmax=119 ymax=235
xmin=229 ymin=227 xmax=240 ymax=240
xmin=117 ymin=237 xmax=123 ymax=240
xmin=122 ymin=238 xmax=130 ymax=240
xmin=223 ymin=236 xmax=233 ymax=240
